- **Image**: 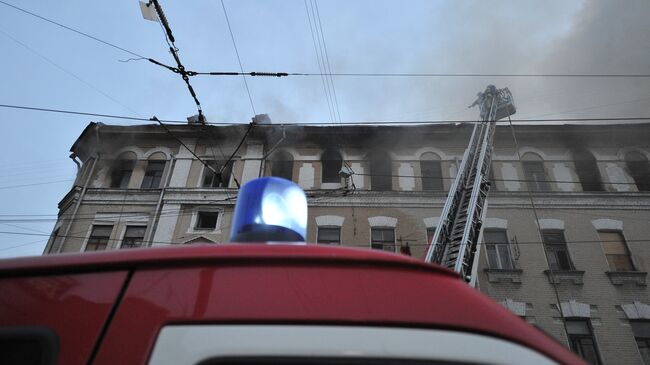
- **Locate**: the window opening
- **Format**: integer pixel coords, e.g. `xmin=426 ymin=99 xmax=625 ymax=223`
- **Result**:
xmin=542 ymin=230 xmax=574 ymax=270
xmin=121 ymin=226 xmax=146 ymax=249
xmin=573 ymin=150 xmax=604 ymax=192
xmin=566 ymin=319 xmax=602 ymax=365
xmin=369 ymin=151 xmax=392 ymax=191
xmin=321 ymin=150 xmax=343 ymax=184
xmin=85 ymin=225 xmax=113 ymax=251
xmin=317 ymin=227 xmax=341 ymax=245
xmin=631 ymin=321 xmax=650 ymax=365
xmin=626 ymin=151 xmax=650 ymax=192
xmin=371 ymin=228 xmax=395 ymax=252
xmin=270 ymin=151 xmax=294 ymax=181
xmin=110 ymin=159 xmax=135 ymax=188
xmin=421 ymin=160 xmax=443 ymax=191
xmin=202 ymin=160 xmax=231 ymax=188
xmin=484 ymin=229 xmax=513 ymax=269
xmin=196 ymin=212 xmax=219 ymax=230
xmin=598 ymin=231 xmax=634 ymax=271
xmin=141 ymin=160 xmax=165 ymax=189
xmin=523 ymin=160 xmax=550 ymax=192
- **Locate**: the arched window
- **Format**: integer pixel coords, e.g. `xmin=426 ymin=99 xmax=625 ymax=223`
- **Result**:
xmin=321 ymin=150 xmax=343 ymax=184
xmin=572 ymin=150 xmax=604 ymax=192
xmin=270 ymin=150 xmax=294 ymax=181
xmin=420 ymin=152 xmax=443 ymax=191
xmin=625 ymin=151 xmax=650 ymax=192
xmin=522 ymin=153 xmax=550 ymax=192
xmin=141 ymin=152 xmax=167 ymax=189
xmin=110 ymin=152 xmax=136 ymax=188
xmin=369 ymin=150 xmax=392 ymax=191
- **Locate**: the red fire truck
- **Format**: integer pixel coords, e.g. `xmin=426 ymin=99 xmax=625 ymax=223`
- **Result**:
xmin=0 ymin=178 xmax=586 ymax=365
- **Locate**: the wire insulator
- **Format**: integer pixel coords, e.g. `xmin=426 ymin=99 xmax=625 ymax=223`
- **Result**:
xmin=249 ymin=72 xmax=288 ymax=77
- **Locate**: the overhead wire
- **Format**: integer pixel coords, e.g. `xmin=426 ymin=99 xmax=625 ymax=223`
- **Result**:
xmin=219 ymin=0 xmax=256 ymax=115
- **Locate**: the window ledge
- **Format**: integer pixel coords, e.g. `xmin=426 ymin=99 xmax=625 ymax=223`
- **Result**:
xmin=543 ymin=270 xmax=585 ymax=285
xmin=606 ymin=271 xmax=647 ymax=286
xmin=484 ymin=268 xmax=523 ymax=283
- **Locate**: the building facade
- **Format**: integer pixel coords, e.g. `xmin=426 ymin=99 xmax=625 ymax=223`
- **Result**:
xmin=46 ymin=121 xmax=650 ymax=364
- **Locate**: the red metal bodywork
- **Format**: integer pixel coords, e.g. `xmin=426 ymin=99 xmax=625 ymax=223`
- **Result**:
xmin=0 ymin=245 xmax=586 ymax=365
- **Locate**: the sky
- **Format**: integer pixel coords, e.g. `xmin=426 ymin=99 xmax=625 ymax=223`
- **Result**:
xmin=0 ymin=0 xmax=649 ymax=257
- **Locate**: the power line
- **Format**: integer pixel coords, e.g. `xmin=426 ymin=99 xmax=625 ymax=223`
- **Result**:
xmin=0 ymin=179 xmax=73 ymax=191
xmin=0 ymin=0 xmax=145 ymax=58
xmin=220 ymin=0 xmax=256 ymax=116
xmin=312 ymin=0 xmax=342 ymax=123
xmin=288 ymin=72 xmax=650 ymax=78
xmin=3 ymin=102 xmax=650 ymax=125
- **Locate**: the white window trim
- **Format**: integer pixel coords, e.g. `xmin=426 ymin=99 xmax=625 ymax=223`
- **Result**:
xmin=622 ymin=301 xmax=650 ymax=319
xmin=188 ymin=207 xmax=223 ymax=234
xmin=315 ymin=215 xmax=344 ymax=227
xmin=368 ymin=216 xmax=397 ymax=228
xmin=423 ymin=217 xmax=439 ymax=228
xmin=484 ymin=218 xmax=508 ymax=230
xmin=560 ymin=300 xmax=591 ymax=318
xmin=538 ymin=218 xmax=564 ymax=230
xmin=369 ymin=226 xmax=397 ymax=253
xmin=591 ymin=219 xmax=623 ymax=231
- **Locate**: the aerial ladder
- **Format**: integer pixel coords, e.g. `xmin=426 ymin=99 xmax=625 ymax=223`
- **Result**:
xmin=424 ymin=85 xmax=516 ymax=284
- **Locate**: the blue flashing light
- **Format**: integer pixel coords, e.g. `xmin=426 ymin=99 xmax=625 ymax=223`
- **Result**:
xmin=230 ymin=177 xmax=308 ymax=243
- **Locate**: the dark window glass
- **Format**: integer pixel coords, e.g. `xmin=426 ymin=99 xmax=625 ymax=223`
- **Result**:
xmin=271 ymin=151 xmax=294 ymax=181
xmin=141 ymin=161 xmax=165 ymax=189
xmin=321 ymin=150 xmax=342 ymax=184
xmin=542 ymin=230 xmax=574 ymax=270
xmin=110 ymin=159 xmax=135 ymax=188
xmin=632 ymin=321 xmax=650 ymax=365
xmin=484 ymin=229 xmax=513 ymax=269
xmin=202 ymin=160 xmax=231 ymax=188
xmin=317 ymin=227 xmax=341 ymax=245
xmin=573 ymin=150 xmax=604 ymax=192
xmin=369 ymin=151 xmax=392 ymax=191
xmin=626 ymin=152 xmax=650 ymax=192
xmin=566 ymin=319 xmax=601 ymax=365
xmin=121 ymin=226 xmax=146 ymax=249
xmin=421 ymin=160 xmax=443 ymax=191
xmin=371 ymin=228 xmax=395 ymax=252
xmin=523 ymin=160 xmax=550 ymax=192
xmin=196 ymin=212 xmax=219 ymax=230
xmin=426 ymin=227 xmax=436 ymax=245
xmin=598 ymin=231 xmax=634 ymax=271
xmin=86 ymin=225 xmax=112 ymax=251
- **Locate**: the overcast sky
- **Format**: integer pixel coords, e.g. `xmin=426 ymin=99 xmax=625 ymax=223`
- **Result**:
xmin=0 ymin=0 xmax=648 ymax=257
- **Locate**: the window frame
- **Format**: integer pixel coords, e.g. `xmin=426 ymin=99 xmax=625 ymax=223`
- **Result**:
xmin=597 ymin=230 xmax=635 ymax=271
xmin=625 ymin=151 xmax=650 ymax=192
xmin=522 ymin=160 xmax=550 ymax=192
xmin=541 ymin=230 xmax=575 ymax=271
xmin=565 ymin=318 xmax=602 ymax=365
xmin=119 ymin=225 xmax=147 ymax=249
xmin=84 ymin=224 xmax=113 ymax=252
xmin=631 ymin=321 xmax=650 ymax=365
xmin=321 ymin=150 xmax=343 ymax=185
xmin=370 ymin=227 xmax=396 ymax=253
xmin=483 ymin=229 xmax=514 ymax=270
xmin=141 ymin=160 xmax=166 ymax=189
xmin=420 ymin=158 xmax=443 ymax=191
xmin=316 ymin=227 xmax=341 ymax=245
xmin=200 ymin=159 xmax=232 ymax=188
xmin=572 ymin=150 xmax=605 ymax=192
xmin=189 ymin=208 xmax=223 ymax=233
xmin=109 ymin=159 xmax=135 ymax=188
xmin=369 ymin=151 xmax=392 ymax=191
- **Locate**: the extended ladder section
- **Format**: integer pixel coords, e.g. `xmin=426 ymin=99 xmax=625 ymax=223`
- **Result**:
xmin=424 ymin=86 xmax=516 ymax=283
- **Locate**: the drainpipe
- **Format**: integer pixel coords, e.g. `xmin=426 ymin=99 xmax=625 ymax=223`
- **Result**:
xmin=145 ymin=154 xmax=176 ymax=246
xmin=54 ymin=154 xmax=99 ymax=254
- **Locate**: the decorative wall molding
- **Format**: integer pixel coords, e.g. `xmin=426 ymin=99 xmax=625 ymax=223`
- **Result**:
xmin=621 ymin=301 xmax=650 ymax=319
xmin=484 ymin=218 xmax=508 ymax=230
xmin=315 ymin=215 xmax=345 ymax=227
xmin=500 ymin=298 xmax=527 ymax=316
xmin=368 ymin=216 xmax=397 ymax=228
xmin=560 ymin=300 xmax=591 ymax=318
xmin=538 ymin=218 xmax=564 ymax=230
xmin=591 ymin=219 xmax=623 ymax=231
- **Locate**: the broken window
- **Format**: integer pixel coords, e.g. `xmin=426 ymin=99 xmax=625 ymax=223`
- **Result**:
xmin=202 ymin=160 xmax=231 ymax=188
xmin=369 ymin=150 xmax=392 ymax=191
xmin=270 ymin=150 xmax=294 ymax=181
xmin=110 ymin=159 xmax=135 ymax=188
xmin=420 ymin=152 xmax=443 ymax=191
xmin=141 ymin=160 xmax=165 ymax=189
xmin=321 ymin=149 xmax=343 ymax=184
xmin=85 ymin=225 xmax=113 ymax=251
xmin=625 ymin=151 xmax=650 ymax=192
xmin=573 ymin=150 xmax=604 ymax=192
xmin=521 ymin=153 xmax=550 ymax=192
xmin=196 ymin=211 xmax=219 ymax=230
xmin=121 ymin=226 xmax=146 ymax=249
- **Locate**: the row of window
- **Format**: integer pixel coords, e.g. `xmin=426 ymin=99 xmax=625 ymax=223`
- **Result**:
xmin=110 ymin=160 xmax=166 ymax=189
xmin=317 ymin=226 xmax=638 ymax=273
xmin=557 ymin=319 xmax=650 ymax=365
xmin=271 ymin=149 xmax=650 ymax=192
